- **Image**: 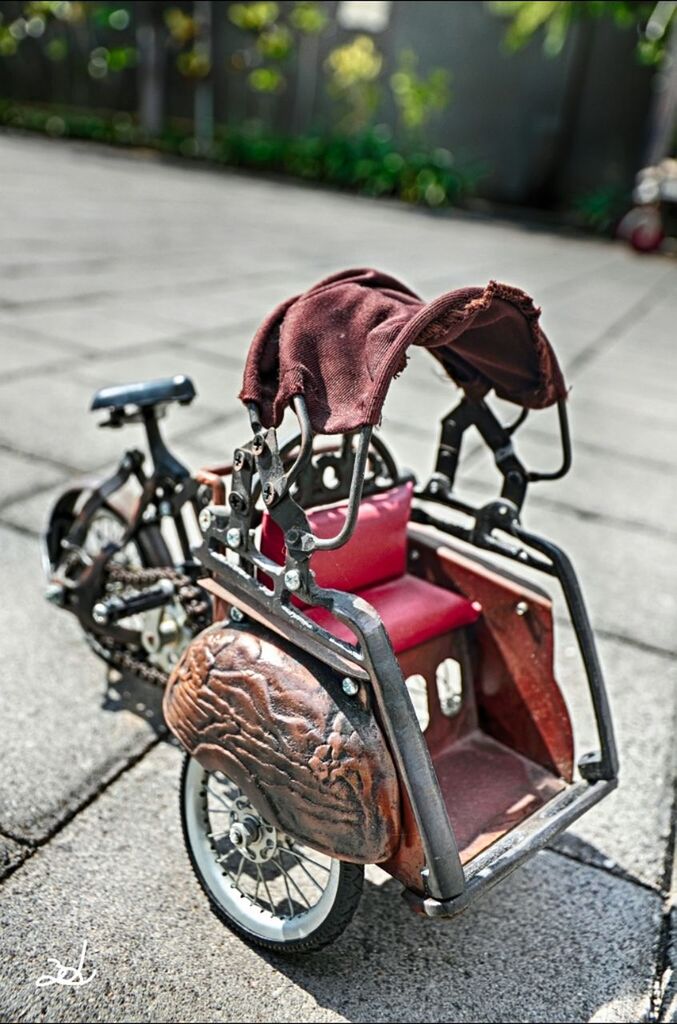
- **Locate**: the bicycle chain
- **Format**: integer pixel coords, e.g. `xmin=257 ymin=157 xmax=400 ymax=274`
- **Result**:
xmin=88 ymin=563 xmax=212 ymax=688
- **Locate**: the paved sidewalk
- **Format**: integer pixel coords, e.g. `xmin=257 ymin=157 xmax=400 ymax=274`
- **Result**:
xmin=0 ymin=133 xmax=676 ymax=1023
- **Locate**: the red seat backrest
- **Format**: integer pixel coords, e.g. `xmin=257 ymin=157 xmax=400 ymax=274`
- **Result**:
xmin=260 ymin=481 xmax=413 ymax=593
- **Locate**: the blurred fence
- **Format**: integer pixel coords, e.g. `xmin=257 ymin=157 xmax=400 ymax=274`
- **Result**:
xmin=0 ymin=1 xmax=654 ymax=210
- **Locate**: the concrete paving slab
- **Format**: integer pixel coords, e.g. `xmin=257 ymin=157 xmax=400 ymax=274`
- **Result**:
xmin=521 ymin=502 xmax=677 ymax=654
xmin=72 ymin=348 xmax=246 ymax=420
xmin=0 ymin=321 xmax=77 ymax=376
xmin=0 ymin=370 xmax=214 ymax=471
xmin=458 ymin=427 xmax=677 ymax=537
xmin=0 ymin=448 xmax=67 ymax=509
xmin=0 ymin=525 xmax=157 ymax=842
xmin=0 ymin=834 xmax=28 ymax=881
xmin=0 ymin=742 xmax=661 ymax=1024
xmin=661 ymin=856 xmax=677 ymax=1022
xmin=2 ymin=300 xmax=188 ymax=353
xmin=0 ymin=477 xmax=93 ymax=538
xmin=552 ymin=629 xmax=677 ymax=890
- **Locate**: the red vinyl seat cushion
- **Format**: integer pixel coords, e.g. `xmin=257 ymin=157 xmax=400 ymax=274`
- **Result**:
xmin=306 ymin=574 xmax=481 ymax=654
xmin=260 ymin=481 xmax=481 ymax=654
xmin=261 ymin=481 xmax=413 ymax=593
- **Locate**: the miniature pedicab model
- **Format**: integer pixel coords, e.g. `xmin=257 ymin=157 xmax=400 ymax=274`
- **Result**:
xmin=164 ymin=270 xmax=619 ymax=953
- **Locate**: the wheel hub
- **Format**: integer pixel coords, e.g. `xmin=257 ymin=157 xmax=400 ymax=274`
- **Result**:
xmin=227 ymin=797 xmax=277 ymax=863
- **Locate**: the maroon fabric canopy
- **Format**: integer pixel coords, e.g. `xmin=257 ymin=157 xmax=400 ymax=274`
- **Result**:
xmin=240 ymin=268 xmax=567 ymax=434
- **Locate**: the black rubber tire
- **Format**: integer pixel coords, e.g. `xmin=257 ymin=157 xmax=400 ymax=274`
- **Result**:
xmin=179 ymin=753 xmax=364 ymax=954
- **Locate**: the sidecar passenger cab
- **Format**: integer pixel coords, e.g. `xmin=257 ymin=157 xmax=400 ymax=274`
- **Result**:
xmin=259 ymin=472 xmax=577 ymax=876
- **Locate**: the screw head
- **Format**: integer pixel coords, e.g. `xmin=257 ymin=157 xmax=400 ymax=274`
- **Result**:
xmin=284 ymin=569 xmax=301 ymax=592
xmin=198 ymin=506 xmax=212 ymax=531
xmin=229 ymin=606 xmax=245 ymax=623
xmin=44 ymin=583 xmax=64 ymax=606
xmin=342 ymin=677 xmax=359 ymax=697
xmin=229 ymin=491 xmax=247 ymax=514
xmin=233 ymin=449 xmax=245 ymax=470
xmin=92 ymin=602 xmax=108 ymax=625
xmin=515 ymin=600 xmax=529 ymax=616
xmin=226 ymin=527 xmax=241 ymax=549
xmin=262 ymin=483 xmax=275 ymax=506
xmin=142 ymin=504 xmax=156 ymax=523
xmin=252 ymin=434 xmax=265 ymax=455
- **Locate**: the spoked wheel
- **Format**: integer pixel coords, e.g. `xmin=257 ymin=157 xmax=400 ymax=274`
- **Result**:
xmin=180 ymin=755 xmax=364 ymax=953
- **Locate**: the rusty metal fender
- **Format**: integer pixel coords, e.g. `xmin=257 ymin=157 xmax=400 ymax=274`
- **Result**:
xmin=42 ymin=476 xmax=140 ymax=576
xmin=164 ymin=621 xmax=403 ymax=864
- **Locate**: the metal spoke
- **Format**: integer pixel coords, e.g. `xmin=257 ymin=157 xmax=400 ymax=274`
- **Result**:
xmin=234 ymin=854 xmax=246 ymax=888
xmin=283 ymin=845 xmax=331 ymax=874
xmin=207 ymin=786 xmax=235 ymax=813
xmin=280 ymin=863 xmax=296 ymax=919
xmin=288 ymin=855 xmax=323 ymax=893
xmin=216 ymin=845 xmax=239 ymax=863
xmin=276 ymin=857 xmax=312 ymax=909
xmin=255 ymin=863 xmax=276 ymax=913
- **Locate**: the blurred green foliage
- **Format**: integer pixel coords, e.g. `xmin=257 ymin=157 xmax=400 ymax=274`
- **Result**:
xmin=228 ymin=1 xmax=320 ymax=95
xmin=324 ymin=34 xmax=382 ymax=132
xmin=571 ymin=183 xmax=632 ymax=232
xmin=0 ymin=1 xmax=467 ymax=211
xmin=0 ymin=97 xmax=483 ymax=207
xmin=490 ymin=1 xmax=674 ymax=64
xmin=390 ymin=50 xmax=451 ymax=134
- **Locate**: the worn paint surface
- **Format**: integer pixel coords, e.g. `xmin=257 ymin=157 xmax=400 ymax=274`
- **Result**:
xmin=164 ymin=623 xmax=402 ymax=863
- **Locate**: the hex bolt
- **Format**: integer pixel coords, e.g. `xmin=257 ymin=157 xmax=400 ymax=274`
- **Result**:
xmin=226 ymin=527 xmax=241 ymax=549
xmin=198 ymin=506 xmax=212 ymax=531
xmin=342 ymin=677 xmax=359 ymax=697
xmin=284 ymin=569 xmax=301 ymax=592
xmin=230 ymin=606 xmax=245 ymax=623
xmin=515 ymin=600 xmax=529 ymax=616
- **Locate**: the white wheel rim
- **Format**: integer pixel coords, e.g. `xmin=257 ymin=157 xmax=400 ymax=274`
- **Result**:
xmin=183 ymin=757 xmax=341 ymax=943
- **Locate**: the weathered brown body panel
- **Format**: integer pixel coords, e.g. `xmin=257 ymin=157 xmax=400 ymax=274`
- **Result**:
xmin=379 ymin=530 xmax=572 ymax=894
xmin=164 ymin=623 xmax=401 ymax=864
xmin=410 ymin=527 xmax=574 ymax=781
